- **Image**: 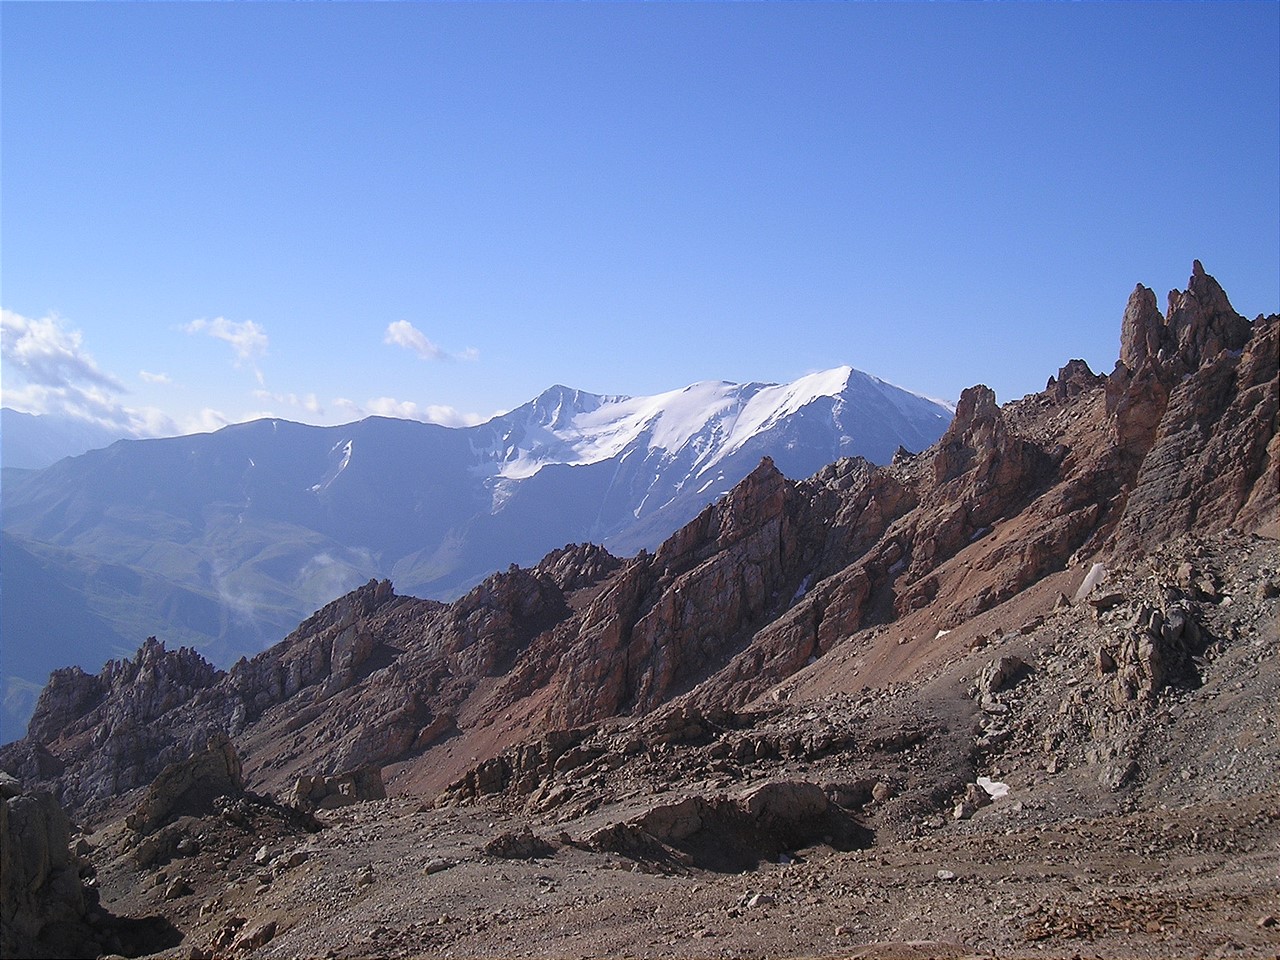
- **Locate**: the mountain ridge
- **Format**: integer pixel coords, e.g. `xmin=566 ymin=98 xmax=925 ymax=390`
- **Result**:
xmin=8 ymin=261 xmax=1273 ymax=814
xmin=0 ymin=364 xmax=951 ymax=743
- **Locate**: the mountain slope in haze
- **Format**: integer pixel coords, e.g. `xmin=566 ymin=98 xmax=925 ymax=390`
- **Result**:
xmin=0 ymin=365 xmax=951 ymax=742
xmin=0 ymin=408 xmax=132 ymax=470
xmin=0 ymin=532 xmax=302 ymax=744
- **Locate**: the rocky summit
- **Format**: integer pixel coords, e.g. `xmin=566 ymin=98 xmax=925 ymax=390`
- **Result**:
xmin=2 ymin=263 xmax=1277 ymax=960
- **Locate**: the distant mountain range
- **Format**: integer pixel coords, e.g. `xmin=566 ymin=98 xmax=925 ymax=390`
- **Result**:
xmin=0 ymin=365 xmax=952 ymax=741
xmin=1 ymin=408 xmax=131 ymax=470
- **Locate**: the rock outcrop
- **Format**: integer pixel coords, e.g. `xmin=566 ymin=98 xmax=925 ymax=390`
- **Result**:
xmin=290 ymin=766 xmax=387 ymax=811
xmin=125 ymin=733 xmax=245 ymax=834
xmin=586 ymin=779 xmax=867 ymax=872
xmin=1 ymin=776 xmax=94 ymax=959
xmin=1110 ymin=309 xmax=1278 ymax=550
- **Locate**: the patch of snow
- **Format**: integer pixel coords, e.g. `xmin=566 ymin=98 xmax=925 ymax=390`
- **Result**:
xmin=489 ymin=478 xmax=519 ymax=515
xmin=976 ymin=776 xmax=1010 ymax=799
xmin=309 ymin=439 xmax=353 ymax=494
xmin=696 ymin=473 xmax=725 ymax=495
xmin=1074 ymin=562 xmax=1107 ymax=602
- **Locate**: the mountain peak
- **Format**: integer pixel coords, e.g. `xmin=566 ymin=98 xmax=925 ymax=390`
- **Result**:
xmin=1117 ymin=260 xmax=1251 ymax=377
xmin=519 ymin=384 xmax=615 ymax=430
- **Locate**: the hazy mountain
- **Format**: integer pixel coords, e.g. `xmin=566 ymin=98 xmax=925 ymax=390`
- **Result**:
xmin=0 ymin=532 xmax=297 ymax=743
xmin=0 ymin=365 xmax=951 ymax=741
xmin=1 ymin=408 xmax=132 ymax=470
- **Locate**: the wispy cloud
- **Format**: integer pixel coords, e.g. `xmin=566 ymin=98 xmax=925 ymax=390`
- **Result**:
xmin=253 ymin=389 xmax=324 ymax=416
xmin=139 ymin=370 xmax=172 ymax=384
xmin=0 ymin=309 xmax=187 ymax=438
xmin=383 ymin=320 xmax=478 ymax=362
xmin=1 ymin=309 xmax=124 ymax=392
xmin=335 ymin=396 xmax=487 ymax=428
xmin=178 ymin=408 xmax=237 ymax=435
xmin=184 ymin=317 xmax=268 ymax=383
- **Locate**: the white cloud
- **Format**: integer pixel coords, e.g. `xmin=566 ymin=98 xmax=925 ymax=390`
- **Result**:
xmin=130 ymin=406 xmax=183 ymax=436
xmin=383 ymin=320 xmax=478 ymax=363
xmin=384 ymin=320 xmax=445 ymax=360
xmin=0 ymin=309 xmax=196 ymax=439
xmin=139 ymin=370 xmax=172 ymax=384
xmin=184 ymin=317 xmax=268 ymax=383
xmin=253 ymin=389 xmax=324 ymax=415
xmin=339 ymin=395 xmax=488 ymax=428
xmin=1 ymin=309 xmax=143 ymax=431
xmin=2 ymin=380 xmax=181 ymax=438
xmin=1 ymin=309 xmax=124 ymax=392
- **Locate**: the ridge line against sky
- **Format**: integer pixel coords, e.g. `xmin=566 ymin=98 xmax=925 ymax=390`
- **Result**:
xmin=1 ymin=2 xmax=1277 ymax=440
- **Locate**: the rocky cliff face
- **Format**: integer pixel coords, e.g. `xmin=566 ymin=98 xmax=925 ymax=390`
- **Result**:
xmin=3 ymin=263 xmax=1275 ymax=838
xmin=1 ymin=774 xmax=93 ymax=959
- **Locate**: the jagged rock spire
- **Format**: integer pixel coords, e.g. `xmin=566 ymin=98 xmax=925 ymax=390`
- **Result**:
xmin=1119 ymin=284 xmax=1164 ymax=372
xmin=1166 ymin=259 xmax=1251 ymax=366
xmin=1117 ymin=261 xmax=1250 ymax=375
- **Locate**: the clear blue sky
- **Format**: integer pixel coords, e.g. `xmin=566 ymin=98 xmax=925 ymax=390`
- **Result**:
xmin=3 ymin=2 xmax=1277 ymax=436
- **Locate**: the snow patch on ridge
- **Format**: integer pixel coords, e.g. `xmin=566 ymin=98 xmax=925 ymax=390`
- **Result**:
xmin=309 ymin=439 xmax=353 ymax=493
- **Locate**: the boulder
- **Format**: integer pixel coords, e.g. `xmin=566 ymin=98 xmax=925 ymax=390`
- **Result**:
xmin=290 ymin=765 xmax=386 ymax=811
xmin=1 ymin=784 xmax=94 ymax=959
xmin=126 ymin=734 xmax=244 ymax=834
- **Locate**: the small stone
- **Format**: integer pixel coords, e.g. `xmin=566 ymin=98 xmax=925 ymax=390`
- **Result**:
xmin=231 ymin=920 xmax=277 ymax=951
xmin=936 ymin=869 xmax=956 ymax=881
xmin=746 ymin=893 xmax=775 ymax=908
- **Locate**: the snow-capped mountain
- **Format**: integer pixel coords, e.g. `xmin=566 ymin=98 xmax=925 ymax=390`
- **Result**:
xmin=473 ymin=367 xmax=949 ymax=553
xmin=484 ymin=367 xmax=945 ymax=481
xmin=0 ymin=365 xmax=951 ymax=742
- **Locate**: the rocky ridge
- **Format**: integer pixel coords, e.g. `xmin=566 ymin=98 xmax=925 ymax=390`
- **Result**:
xmin=2 ymin=263 xmax=1277 ymax=959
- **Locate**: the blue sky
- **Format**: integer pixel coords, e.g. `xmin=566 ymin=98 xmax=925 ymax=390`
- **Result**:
xmin=3 ymin=2 xmax=1277 ymax=437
